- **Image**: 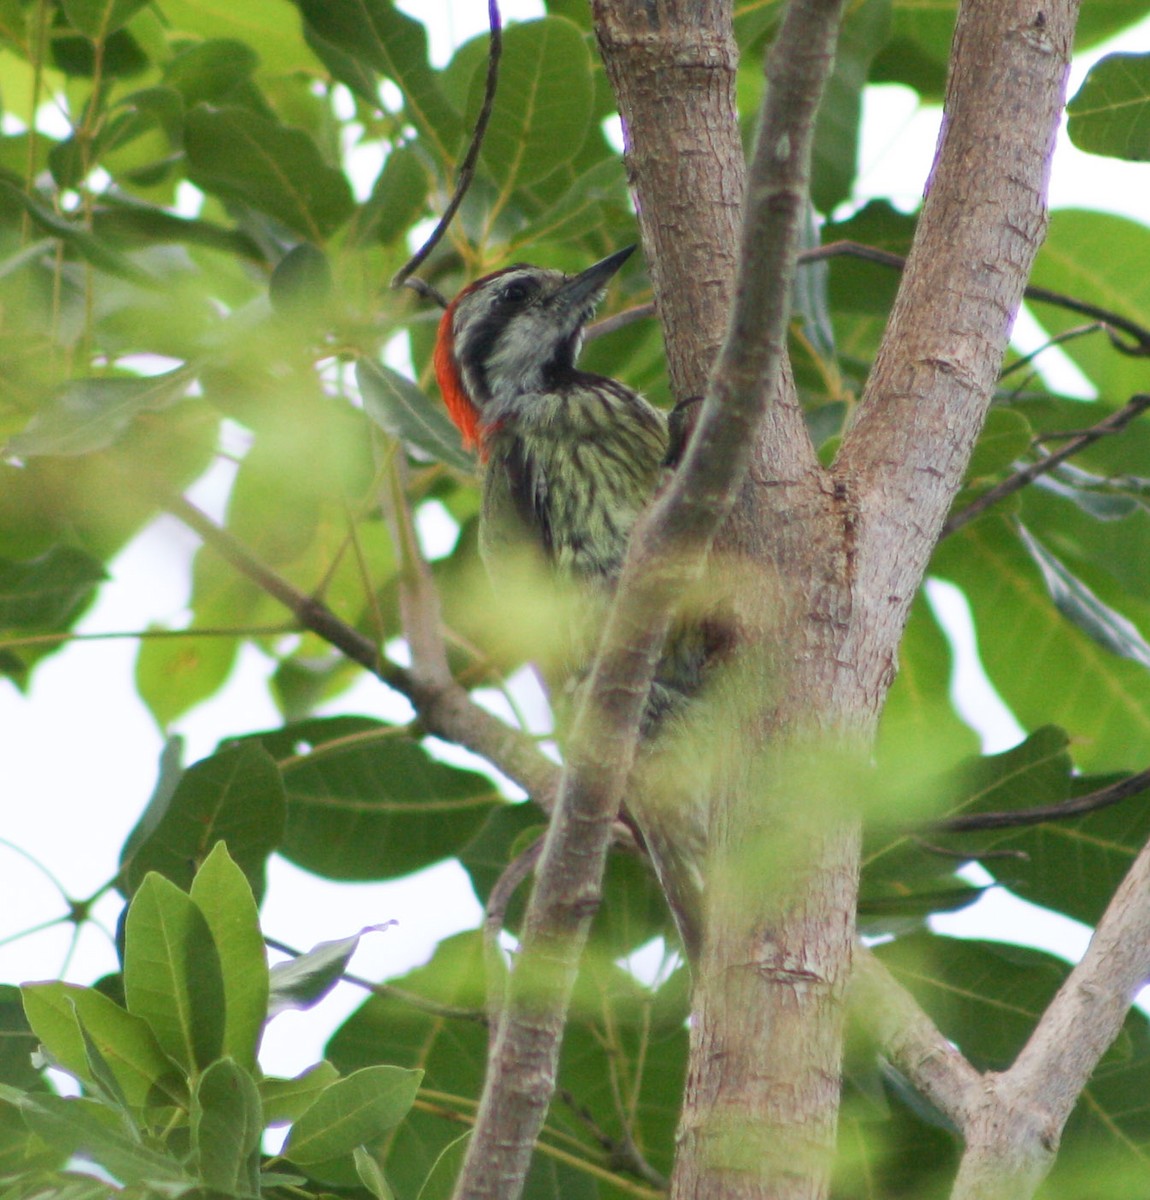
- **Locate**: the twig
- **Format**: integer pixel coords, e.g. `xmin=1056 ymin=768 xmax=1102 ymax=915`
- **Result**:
xmin=449 ymin=0 xmax=847 ymax=1194
xmin=391 ymin=0 xmax=503 ymax=287
xmin=482 ymin=836 xmax=544 ymax=1034
xmin=806 ymin=240 xmax=1150 ymax=356
xmin=931 ymin=765 xmax=1150 ymax=833
xmin=942 ymin=393 xmax=1150 ymax=536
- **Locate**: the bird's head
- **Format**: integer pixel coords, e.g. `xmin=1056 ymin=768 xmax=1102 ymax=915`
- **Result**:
xmin=433 ymin=246 xmax=635 ymax=457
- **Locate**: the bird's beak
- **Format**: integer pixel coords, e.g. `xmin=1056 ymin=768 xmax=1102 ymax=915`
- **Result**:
xmin=555 ymin=245 xmax=636 ymax=312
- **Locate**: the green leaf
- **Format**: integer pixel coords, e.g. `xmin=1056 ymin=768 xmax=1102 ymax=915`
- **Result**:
xmin=135 ymin=626 xmax=238 ymax=730
xmin=1067 ymin=53 xmax=1150 ymax=163
xmin=965 ymin=408 xmax=1033 ymax=482
xmin=261 ymin=1061 xmax=340 ymax=1125
xmin=471 ymin=17 xmax=593 ymax=192
xmin=61 ymin=0 xmax=149 ymax=39
xmin=416 ymin=1131 xmax=469 ymax=1200
xmin=123 ymin=873 xmax=226 ymax=1074
xmin=269 ymin=243 xmax=332 ymax=317
xmin=162 ymin=38 xmax=260 ymax=107
xmin=8 ymin=369 xmax=193 ymax=457
xmin=4 ymin=1091 xmax=191 ymax=1187
xmin=933 ymin=517 xmax=1150 ymax=771
xmin=0 ymin=547 xmax=106 ymax=629
xmin=184 ymin=105 xmax=355 ymax=242
xmin=355 ymin=1144 xmax=396 ymax=1199
xmin=192 ymin=1058 xmax=263 ymax=1197
xmin=297 ymin=0 xmax=461 ymax=159
xmin=349 ymin=146 xmax=430 ymax=247
xmin=357 ymin=358 xmax=476 ymax=474
xmin=283 ymin=1065 xmax=423 ymax=1166
xmin=189 ymin=844 xmax=269 ymax=1071
xmin=1028 ymin=210 xmax=1150 ymax=400
xmin=20 ymin=983 xmax=186 ymax=1111
xmin=122 ymin=743 xmax=286 ymax=900
xmin=263 ymin=717 xmax=501 ymax=881
xmin=810 ymin=0 xmax=892 ymax=213
xmin=268 ymin=932 xmax=373 ymax=1018
xmin=0 ymin=181 xmax=158 ymax=284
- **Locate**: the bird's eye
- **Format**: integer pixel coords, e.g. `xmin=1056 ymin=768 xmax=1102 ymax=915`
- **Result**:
xmin=501 ymin=281 xmax=531 ymax=304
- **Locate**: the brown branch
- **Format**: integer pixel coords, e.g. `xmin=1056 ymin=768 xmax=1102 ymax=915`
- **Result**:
xmin=942 ymin=392 xmax=1150 ymax=536
xmin=931 ymin=765 xmax=1150 ymax=834
xmin=162 ymin=492 xmax=560 ymax=810
xmin=952 ymin=829 xmax=1150 ymax=1200
xmin=482 ymin=835 xmax=543 ymax=1033
xmin=850 ymin=946 xmax=984 ymax=1133
xmin=449 ymin=1 xmax=846 ymax=1196
xmin=808 ymin=241 xmax=1150 ymax=357
xmin=391 ymin=0 xmax=502 ymax=287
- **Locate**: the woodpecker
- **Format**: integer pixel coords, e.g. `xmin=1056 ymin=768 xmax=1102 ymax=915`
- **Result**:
xmin=433 ymin=245 xmax=667 ymax=589
xmin=434 ymin=246 xmax=707 ymax=955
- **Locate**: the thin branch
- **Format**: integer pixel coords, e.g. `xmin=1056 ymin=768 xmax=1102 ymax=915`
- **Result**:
xmin=377 ymin=439 xmax=454 ymax=689
xmin=850 ymin=946 xmax=983 ymax=1133
xmin=162 ymin=491 xmax=561 ymax=810
xmin=807 ymin=241 xmax=1150 ymax=356
xmin=931 ymin=765 xmax=1150 ymax=833
xmin=391 ymin=0 xmax=503 ymax=287
xmin=942 ymin=392 xmax=1150 ymax=536
xmin=482 ymin=836 xmax=543 ymax=1033
xmin=450 ymin=0 xmax=845 ymax=1194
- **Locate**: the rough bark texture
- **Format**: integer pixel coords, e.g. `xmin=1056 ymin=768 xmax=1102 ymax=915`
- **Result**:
xmin=595 ymin=0 xmax=1082 ymax=1196
xmin=593 ymin=0 xmax=743 ymax=401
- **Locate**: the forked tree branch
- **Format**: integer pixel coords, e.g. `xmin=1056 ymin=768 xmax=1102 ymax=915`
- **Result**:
xmin=449 ymin=2 xmax=847 ymax=1198
xmin=951 ymin=829 xmax=1150 ymax=1200
xmin=163 ymin=492 xmax=560 ymax=809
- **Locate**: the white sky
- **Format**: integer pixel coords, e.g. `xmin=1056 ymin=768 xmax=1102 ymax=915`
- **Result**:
xmin=3 ymin=5 xmax=1150 ymax=1078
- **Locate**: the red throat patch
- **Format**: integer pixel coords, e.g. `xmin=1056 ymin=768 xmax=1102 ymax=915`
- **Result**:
xmin=434 ymin=301 xmax=486 ymax=459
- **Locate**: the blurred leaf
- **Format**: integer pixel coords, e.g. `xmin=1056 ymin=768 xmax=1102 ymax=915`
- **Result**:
xmin=268 ymin=930 xmax=385 ymax=1018
xmin=297 ymin=0 xmax=461 ymax=155
xmin=1067 ymin=53 xmax=1150 ymax=162
xmin=933 ymin=517 xmax=1150 ymax=771
xmin=1017 ymin=523 xmax=1150 ymax=668
xmin=60 ymin=0 xmax=149 ymax=39
xmin=471 ymin=17 xmax=593 ymax=192
xmin=189 ymin=844 xmax=269 ymax=1071
xmin=358 ymin=358 xmax=476 ymax=474
xmin=20 ymin=983 xmax=185 ymax=1111
xmin=123 ymin=872 xmax=226 ymax=1073
xmin=160 ymin=0 xmax=318 ymax=75
xmin=283 ymin=1064 xmax=423 ymax=1167
xmin=191 ymin=1058 xmax=263 ymax=1196
xmin=184 ymin=105 xmax=355 ymax=242
xmin=350 ymin=146 xmax=430 ymax=246
xmin=134 ymin=626 xmax=238 ymax=730
xmin=0 ymin=546 xmax=105 ymax=629
xmin=162 ymin=37 xmax=260 ymax=107
xmin=965 ymin=408 xmax=1032 ymax=482
xmin=811 ymin=0 xmax=892 ymax=213
xmin=121 ymin=743 xmax=286 ymax=900
xmin=0 ymin=181 xmax=157 ymax=283
xmin=1028 ymin=210 xmax=1150 ymax=400
xmin=8 ymin=369 xmax=193 ymax=458
xmin=269 ymin=243 xmax=333 ymax=316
